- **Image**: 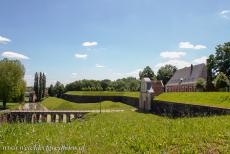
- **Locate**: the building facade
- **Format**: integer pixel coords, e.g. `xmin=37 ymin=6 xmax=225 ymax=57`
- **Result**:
xmin=152 ymin=80 xmax=164 ymax=96
xmin=165 ymin=64 xmax=207 ymax=92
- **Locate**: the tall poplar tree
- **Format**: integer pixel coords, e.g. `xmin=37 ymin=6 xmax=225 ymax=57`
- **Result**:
xmin=42 ymin=73 xmax=46 ymax=98
xmin=39 ymin=72 xmax=43 ymax=101
xmin=34 ymin=72 xmax=39 ymax=101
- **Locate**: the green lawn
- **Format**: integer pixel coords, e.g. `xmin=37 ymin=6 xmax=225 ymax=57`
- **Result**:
xmin=0 ymin=102 xmax=21 ymax=110
xmin=1 ymin=111 xmax=230 ymax=153
xmin=155 ymin=92 xmax=230 ymax=108
xmin=65 ymin=91 xmax=139 ymax=98
xmin=42 ymin=97 xmax=135 ymax=110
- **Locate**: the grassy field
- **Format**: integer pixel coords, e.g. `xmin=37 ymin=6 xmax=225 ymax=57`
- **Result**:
xmin=1 ymin=111 xmax=230 ymax=153
xmin=155 ymin=92 xmax=230 ymax=108
xmin=0 ymin=102 xmax=21 ymax=110
xmin=42 ymin=97 xmax=135 ymax=110
xmin=65 ymin=91 xmax=139 ymax=98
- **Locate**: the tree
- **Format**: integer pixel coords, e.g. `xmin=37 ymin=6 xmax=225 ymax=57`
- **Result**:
xmin=139 ymin=66 xmax=156 ymax=80
xmin=0 ymin=58 xmax=25 ymax=109
xmin=42 ymin=73 xmax=46 ymax=98
xmin=33 ymin=72 xmax=46 ymax=101
xmin=215 ymin=42 xmax=230 ymax=78
xmin=206 ymin=54 xmax=216 ymax=91
xmin=195 ymin=78 xmax=206 ymax=91
xmin=38 ymin=72 xmax=43 ymax=101
xmin=213 ymin=72 xmax=230 ymax=91
xmin=54 ymin=81 xmax=64 ymax=97
xmin=100 ymin=79 xmax=111 ymax=91
xmin=34 ymin=72 xmax=39 ymax=101
xmin=11 ymin=80 xmax=26 ymax=102
xmin=157 ymin=65 xmax=177 ymax=86
xmin=48 ymin=84 xmax=55 ymax=96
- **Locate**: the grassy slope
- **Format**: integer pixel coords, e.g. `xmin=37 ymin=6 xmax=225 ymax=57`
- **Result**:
xmin=42 ymin=97 xmax=135 ymax=110
xmin=155 ymin=92 xmax=230 ymax=108
xmin=65 ymin=91 xmax=139 ymax=98
xmin=1 ymin=111 xmax=230 ymax=153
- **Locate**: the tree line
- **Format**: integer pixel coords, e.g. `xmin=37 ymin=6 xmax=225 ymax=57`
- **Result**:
xmin=48 ymin=77 xmax=141 ymax=96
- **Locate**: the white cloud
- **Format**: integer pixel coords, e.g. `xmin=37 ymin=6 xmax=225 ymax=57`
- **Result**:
xmin=75 ymin=53 xmax=88 ymax=59
xmin=1 ymin=51 xmax=29 ymax=60
xmin=112 ymin=69 xmax=142 ymax=79
xmin=192 ymin=56 xmax=207 ymax=64
xmin=160 ymin=51 xmax=186 ymax=59
xmin=72 ymin=73 xmax=77 ymax=76
xmin=193 ymin=45 xmax=207 ymax=50
xmin=220 ymin=10 xmax=230 ymax=19
xmin=0 ymin=36 xmax=11 ymax=44
xmin=179 ymin=42 xmax=207 ymax=50
xmin=96 ymin=64 xmax=105 ymax=68
xmin=82 ymin=41 xmax=98 ymax=47
xmin=155 ymin=59 xmax=191 ymax=70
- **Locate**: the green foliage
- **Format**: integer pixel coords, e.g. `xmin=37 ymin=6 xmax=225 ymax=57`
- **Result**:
xmin=48 ymin=84 xmax=55 ymax=96
xmin=213 ymin=72 xmax=230 ymax=91
xmin=139 ymin=66 xmax=156 ymax=80
xmin=195 ymin=78 xmax=206 ymax=90
xmin=157 ymin=64 xmax=177 ymax=85
xmin=54 ymin=81 xmax=65 ymax=97
xmin=155 ymin=92 xmax=230 ymax=108
xmin=34 ymin=72 xmax=39 ymax=100
xmin=34 ymin=72 xmax=46 ymax=101
xmin=65 ymin=77 xmax=140 ymax=92
xmin=100 ymin=79 xmax=112 ymax=91
xmin=206 ymin=54 xmax=216 ymax=91
xmin=65 ymin=91 xmax=139 ymax=98
xmin=42 ymin=97 xmax=135 ymax=110
xmin=1 ymin=111 xmax=230 ymax=153
xmin=206 ymin=42 xmax=230 ymax=91
xmin=215 ymin=42 xmax=230 ymax=78
xmin=0 ymin=58 xmax=25 ymax=108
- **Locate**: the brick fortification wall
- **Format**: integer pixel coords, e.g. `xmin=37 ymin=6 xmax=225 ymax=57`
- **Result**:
xmin=152 ymin=100 xmax=230 ymax=117
xmin=61 ymin=94 xmax=139 ymax=107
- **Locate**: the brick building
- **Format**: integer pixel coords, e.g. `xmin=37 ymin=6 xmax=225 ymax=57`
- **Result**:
xmin=165 ymin=64 xmax=207 ymax=92
xmin=152 ymin=80 xmax=164 ymax=96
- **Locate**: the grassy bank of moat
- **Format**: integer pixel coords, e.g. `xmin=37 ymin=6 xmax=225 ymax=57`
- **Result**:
xmin=155 ymin=92 xmax=230 ymax=108
xmin=42 ymin=97 xmax=135 ymax=110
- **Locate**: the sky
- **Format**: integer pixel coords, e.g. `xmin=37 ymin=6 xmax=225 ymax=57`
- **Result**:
xmin=0 ymin=0 xmax=230 ymax=86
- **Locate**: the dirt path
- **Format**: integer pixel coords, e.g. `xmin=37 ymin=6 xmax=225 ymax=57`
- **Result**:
xmin=22 ymin=103 xmax=48 ymax=111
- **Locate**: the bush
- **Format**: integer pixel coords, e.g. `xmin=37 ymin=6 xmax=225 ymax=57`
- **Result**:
xmin=213 ymin=72 xmax=230 ymax=91
xmin=195 ymin=78 xmax=206 ymax=91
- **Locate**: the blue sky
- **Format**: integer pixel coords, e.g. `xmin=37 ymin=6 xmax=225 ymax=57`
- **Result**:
xmin=0 ymin=0 xmax=230 ymax=86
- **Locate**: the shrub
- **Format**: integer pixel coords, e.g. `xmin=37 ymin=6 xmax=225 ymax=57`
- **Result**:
xmin=213 ymin=72 xmax=230 ymax=91
xmin=195 ymin=78 xmax=206 ymax=91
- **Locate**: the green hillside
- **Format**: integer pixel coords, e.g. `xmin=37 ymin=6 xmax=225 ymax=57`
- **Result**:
xmin=42 ymin=97 xmax=135 ymax=110
xmin=155 ymin=92 xmax=230 ymax=108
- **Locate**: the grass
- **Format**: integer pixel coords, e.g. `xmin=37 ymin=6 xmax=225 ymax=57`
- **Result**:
xmin=155 ymin=92 xmax=230 ymax=108
xmin=65 ymin=91 xmax=139 ymax=98
xmin=42 ymin=97 xmax=135 ymax=110
xmin=1 ymin=111 xmax=230 ymax=153
xmin=0 ymin=102 xmax=21 ymax=110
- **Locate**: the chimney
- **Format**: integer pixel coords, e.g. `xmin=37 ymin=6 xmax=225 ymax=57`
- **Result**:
xmin=190 ymin=64 xmax=193 ymax=75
